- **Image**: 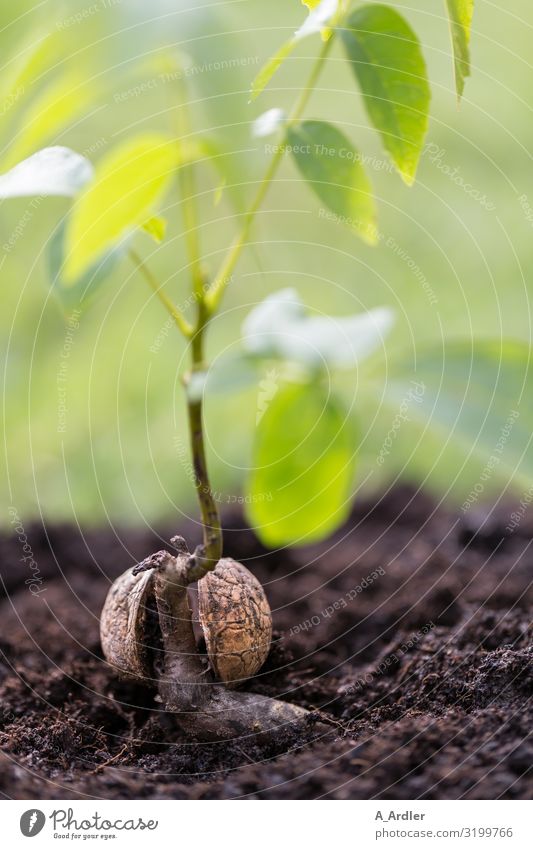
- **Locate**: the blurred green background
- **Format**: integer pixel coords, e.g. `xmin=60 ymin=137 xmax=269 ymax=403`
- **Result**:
xmin=2 ymin=0 xmax=532 ymax=527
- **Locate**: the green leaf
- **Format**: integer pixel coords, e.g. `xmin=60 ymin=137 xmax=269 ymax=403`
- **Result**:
xmin=204 ymin=351 xmax=261 ymax=395
xmin=242 ymin=288 xmax=394 ymax=370
xmin=48 ymin=219 xmax=126 ymax=310
xmin=287 ymin=120 xmax=377 ymax=244
xmin=205 ymin=354 xmax=323 ymax=397
xmin=341 ymin=4 xmax=430 ymax=185
xmin=142 ymin=216 xmax=167 ymax=243
xmin=247 ymin=381 xmax=357 ymax=546
xmin=381 ymin=340 xmax=533 ymax=491
xmin=64 ymin=134 xmax=179 ymax=282
xmin=3 ymin=70 xmax=99 ymax=168
xmin=445 ymin=0 xmax=474 ymax=100
xmin=250 ymin=0 xmax=340 ymax=100
xmin=0 ymin=146 xmax=93 ymax=198
xmin=250 ymin=39 xmax=297 ymax=101
xmin=0 ymin=28 xmax=65 ymax=126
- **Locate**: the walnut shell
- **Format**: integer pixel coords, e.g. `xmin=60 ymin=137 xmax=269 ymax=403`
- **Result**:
xmin=100 ymin=567 xmax=154 ymax=680
xmin=198 ymin=558 xmax=272 ymax=687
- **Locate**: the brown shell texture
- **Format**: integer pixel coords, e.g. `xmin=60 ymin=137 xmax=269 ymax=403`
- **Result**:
xmin=198 ymin=558 xmax=272 ymax=687
xmin=100 ymin=567 xmax=154 ymax=680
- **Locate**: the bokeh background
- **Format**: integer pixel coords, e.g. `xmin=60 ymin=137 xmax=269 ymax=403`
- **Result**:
xmin=1 ymin=0 xmax=532 ymax=528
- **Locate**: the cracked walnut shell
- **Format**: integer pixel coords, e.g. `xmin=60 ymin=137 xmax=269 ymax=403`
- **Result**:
xmin=198 ymin=558 xmax=272 ymax=687
xmin=100 ymin=565 xmax=154 ymax=680
xmin=100 ymin=554 xmax=272 ymax=688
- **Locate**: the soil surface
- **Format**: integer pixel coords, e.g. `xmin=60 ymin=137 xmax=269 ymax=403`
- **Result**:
xmin=1 ymin=486 xmax=531 ymax=799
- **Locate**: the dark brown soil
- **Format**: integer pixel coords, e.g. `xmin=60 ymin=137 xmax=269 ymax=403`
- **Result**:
xmin=1 ymin=486 xmax=531 ymax=799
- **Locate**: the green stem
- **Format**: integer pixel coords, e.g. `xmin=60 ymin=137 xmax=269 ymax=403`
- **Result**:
xmin=184 ymin=298 xmax=223 ymax=573
xmin=129 ymin=249 xmax=193 ymax=338
xmin=174 ymin=34 xmax=334 ymax=573
xmin=173 ymin=71 xmax=223 ymax=572
xmin=205 ymin=34 xmax=334 ymax=315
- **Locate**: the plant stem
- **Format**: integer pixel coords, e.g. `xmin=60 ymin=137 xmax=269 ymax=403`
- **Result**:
xmin=205 ymin=34 xmax=334 ymax=315
xmin=129 ymin=249 xmax=193 ymax=337
xmin=178 ymin=34 xmax=335 ymax=572
xmin=171 ymin=70 xmax=223 ymax=573
xmin=184 ymin=297 xmax=223 ymax=573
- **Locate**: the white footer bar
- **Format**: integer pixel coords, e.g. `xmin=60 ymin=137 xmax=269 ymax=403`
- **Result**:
xmin=3 ymin=799 xmax=531 ymax=848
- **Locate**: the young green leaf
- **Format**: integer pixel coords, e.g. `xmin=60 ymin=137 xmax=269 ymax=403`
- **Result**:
xmin=204 ymin=354 xmax=318 ymax=397
xmin=0 ymin=27 xmax=65 ymax=124
xmin=142 ymin=216 xmax=167 ymax=243
xmin=64 ymin=134 xmax=179 ymax=282
xmin=250 ymin=0 xmax=340 ymax=100
xmin=3 ymin=70 xmax=100 ymax=168
xmin=204 ymin=351 xmax=261 ymax=395
xmin=341 ymin=4 xmax=430 ymax=184
xmin=381 ymin=340 xmax=533 ymax=489
xmin=242 ymin=288 xmax=394 ymax=370
xmin=250 ymin=40 xmax=297 ymax=102
xmin=445 ymin=0 xmax=474 ymax=100
xmin=247 ymin=381 xmax=356 ymax=546
xmin=48 ymin=219 xmax=126 ymax=310
xmin=287 ymin=120 xmax=377 ymax=244
xmin=0 ymin=146 xmax=93 ymax=198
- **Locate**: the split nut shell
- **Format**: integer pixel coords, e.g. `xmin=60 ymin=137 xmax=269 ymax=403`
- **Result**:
xmin=198 ymin=557 xmax=272 ymax=687
xmin=100 ymin=555 xmax=272 ymax=688
xmin=100 ymin=566 xmax=154 ymax=680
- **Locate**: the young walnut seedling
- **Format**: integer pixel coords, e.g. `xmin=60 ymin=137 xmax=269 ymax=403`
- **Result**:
xmin=0 ymin=2 xmax=475 ymax=741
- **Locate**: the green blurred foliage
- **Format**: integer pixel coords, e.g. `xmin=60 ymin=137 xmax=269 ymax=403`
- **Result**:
xmin=1 ymin=0 xmax=533 ymax=526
